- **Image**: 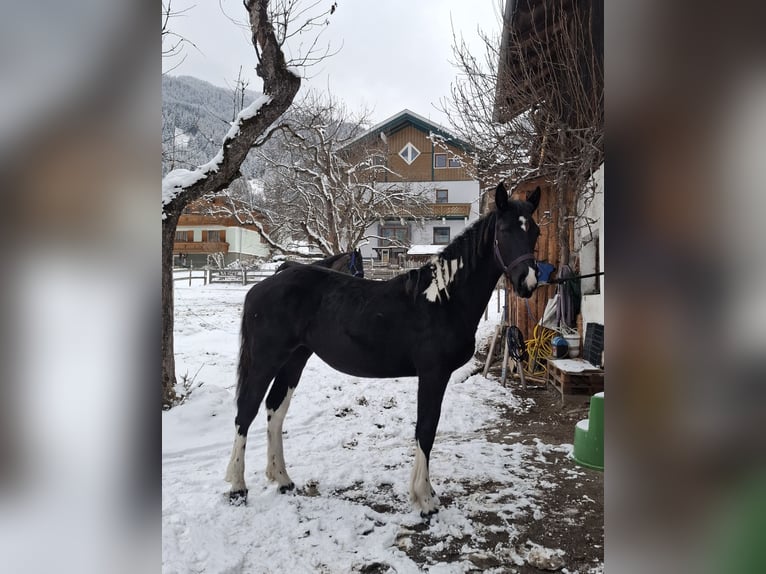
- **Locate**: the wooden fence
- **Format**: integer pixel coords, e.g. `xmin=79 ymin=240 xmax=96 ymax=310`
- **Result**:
xmin=173 ymin=268 xmax=275 ymax=286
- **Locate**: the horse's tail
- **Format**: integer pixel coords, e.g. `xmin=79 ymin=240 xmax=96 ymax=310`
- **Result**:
xmin=236 ymin=306 xmax=252 ymax=401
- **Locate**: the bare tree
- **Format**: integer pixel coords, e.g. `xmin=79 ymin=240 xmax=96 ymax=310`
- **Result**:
xmin=162 ymin=1 xmax=198 ymax=75
xmin=161 ymin=0 xmax=336 ymax=408
xmin=442 ymin=0 xmax=603 ymax=265
xmin=207 ymin=91 xmax=432 ymax=256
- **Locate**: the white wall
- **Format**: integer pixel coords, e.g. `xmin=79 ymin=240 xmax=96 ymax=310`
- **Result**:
xmin=358 ymin=179 xmax=481 ymax=259
xmin=226 ymin=226 xmax=271 ymax=258
xmin=176 ymin=225 xmax=271 ymax=259
xmin=577 ymin=163 xmax=605 ymax=327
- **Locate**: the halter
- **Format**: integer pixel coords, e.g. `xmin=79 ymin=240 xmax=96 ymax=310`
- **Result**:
xmin=348 ymin=251 xmax=364 ymax=278
xmin=493 ymin=226 xmax=536 ymax=278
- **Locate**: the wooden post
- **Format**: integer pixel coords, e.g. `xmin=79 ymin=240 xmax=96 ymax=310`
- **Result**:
xmin=204 ymin=269 xmax=209 ymax=285
xmin=500 ymin=332 xmax=510 ymax=386
xmin=188 ymin=266 xmax=192 ymax=287
xmin=517 ymin=358 xmax=527 ymax=390
xmin=483 ymin=325 xmax=502 ymax=377
xmin=242 ymin=269 xmax=247 ymax=285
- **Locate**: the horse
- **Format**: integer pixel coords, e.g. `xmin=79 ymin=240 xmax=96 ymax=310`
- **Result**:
xmin=225 ymin=182 xmax=541 ymax=516
xmin=275 ymin=249 xmax=365 ymax=278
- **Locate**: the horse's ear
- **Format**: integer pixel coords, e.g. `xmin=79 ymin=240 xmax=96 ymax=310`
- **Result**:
xmin=526 ymin=186 xmax=541 ymax=213
xmin=495 ymin=182 xmax=509 ymax=212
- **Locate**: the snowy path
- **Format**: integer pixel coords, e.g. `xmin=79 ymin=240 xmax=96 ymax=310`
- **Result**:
xmin=163 ymin=283 xmax=589 ymax=573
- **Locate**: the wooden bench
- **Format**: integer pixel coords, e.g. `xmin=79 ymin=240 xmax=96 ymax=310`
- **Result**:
xmin=546 ymin=358 xmax=604 ymax=405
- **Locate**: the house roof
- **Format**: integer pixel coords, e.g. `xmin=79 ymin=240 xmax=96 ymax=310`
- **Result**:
xmin=342 ymin=109 xmax=474 ymax=153
xmin=407 ymin=244 xmax=445 ymax=256
xmin=493 ymin=0 xmax=604 ymax=123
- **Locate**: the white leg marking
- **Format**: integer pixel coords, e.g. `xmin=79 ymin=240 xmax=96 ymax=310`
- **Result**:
xmin=265 ymin=388 xmax=294 ymax=487
xmin=410 ymin=440 xmax=439 ymax=513
xmin=523 ymin=265 xmax=537 ymax=291
xmin=225 ymin=431 xmax=247 ymax=492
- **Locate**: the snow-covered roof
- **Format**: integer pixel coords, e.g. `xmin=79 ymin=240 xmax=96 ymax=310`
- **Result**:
xmin=407 ymin=244 xmax=444 ymax=256
xmin=341 ymin=109 xmax=473 ymax=152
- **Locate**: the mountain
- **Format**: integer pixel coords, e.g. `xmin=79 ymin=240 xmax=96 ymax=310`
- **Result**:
xmin=162 ymin=75 xmax=270 ymax=178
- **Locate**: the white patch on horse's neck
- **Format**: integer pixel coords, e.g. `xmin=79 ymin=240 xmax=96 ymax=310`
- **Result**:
xmin=423 ymin=256 xmax=463 ymax=303
xmin=519 ymin=216 xmax=528 ymax=232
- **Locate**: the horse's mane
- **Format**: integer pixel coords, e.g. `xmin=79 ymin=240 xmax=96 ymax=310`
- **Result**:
xmin=434 ymin=211 xmax=496 ymax=273
xmin=403 ymin=211 xmax=497 ymax=300
xmin=313 ymin=252 xmax=349 ymax=267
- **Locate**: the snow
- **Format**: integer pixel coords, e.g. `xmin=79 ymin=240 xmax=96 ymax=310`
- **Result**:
xmin=161 ymin=94 xmax=273 ymax=214
xmin=548 ymin=358 xmax=601 ymax=372
xmin=163 ymin=283 xmax=583 ymax=572
xmin=407 ymin=244 xmax=444 ymax=256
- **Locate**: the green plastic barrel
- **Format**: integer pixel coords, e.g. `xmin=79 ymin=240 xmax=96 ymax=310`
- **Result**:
xmin=572 ymin=391 xmax=604 ymax=471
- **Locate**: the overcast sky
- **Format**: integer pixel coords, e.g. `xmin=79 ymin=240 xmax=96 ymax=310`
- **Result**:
xmin=163 ymin=0 xmax=504 ymax=127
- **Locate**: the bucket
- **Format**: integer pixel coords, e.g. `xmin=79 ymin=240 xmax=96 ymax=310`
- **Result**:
xmin=563 ymin=333 xmax=580 ymax=358
xmin=572 ymin=391 xmax=604 ymax=470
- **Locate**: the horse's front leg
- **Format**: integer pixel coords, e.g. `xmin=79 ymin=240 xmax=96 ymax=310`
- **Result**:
xmin=410 ymin=373 xmax=449 ymax=517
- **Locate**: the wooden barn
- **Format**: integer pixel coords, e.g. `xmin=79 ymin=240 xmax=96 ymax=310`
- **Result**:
xmin=492 ymin=0 xmax=604 ymax=353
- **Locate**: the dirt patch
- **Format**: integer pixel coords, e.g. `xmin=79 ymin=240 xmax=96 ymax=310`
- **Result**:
xmin=490 ymin=382 xmax=603 ymax=573
xmin=384 ymin=368 xmax=603 ymax=573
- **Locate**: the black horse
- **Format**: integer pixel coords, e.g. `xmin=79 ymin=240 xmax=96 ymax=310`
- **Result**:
xmin=225 ymin=182 xmax=541 ymax=515
xmin=275 ymin=249 xmax=364 ymax=278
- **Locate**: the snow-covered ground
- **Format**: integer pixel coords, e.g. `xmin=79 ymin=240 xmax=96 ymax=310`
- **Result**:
xmin=163 ymin=283 xmax=598 ymax=573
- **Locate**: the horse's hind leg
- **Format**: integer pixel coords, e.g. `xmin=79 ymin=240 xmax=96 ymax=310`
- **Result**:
xmin=225 ymin=347 xmax=291 ymax=504
xmin=264 ymin=347 xmax=312 ymax=493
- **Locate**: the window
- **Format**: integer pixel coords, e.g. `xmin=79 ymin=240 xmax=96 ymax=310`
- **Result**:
xmin=448 ymin=157 xmax=461 ymax=168
xmin=175 ymin=230 xmax=191 ymax=242
xmin=207 ymin=230 xmax=223 ymax=243
xmin=435 ymin=189 xmax=448 ymax=204
xmin=372 ymin=154 xmax=386 ymax=166
xmin=580 ymin=232 xmax=601 ymax=295
xmin=379 ymin=225 xmax=408 ymax=246
xmin=434 ymin=153 xmax=447 ymax=168
xmin=399 ymin=143 xmax=420 ymax=165
xmin=433 ymin=227 xmax=450 ymax=245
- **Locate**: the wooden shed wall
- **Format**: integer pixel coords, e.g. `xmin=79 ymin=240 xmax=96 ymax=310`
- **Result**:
xmin=503 ymin=178 xmax=576 ymax=342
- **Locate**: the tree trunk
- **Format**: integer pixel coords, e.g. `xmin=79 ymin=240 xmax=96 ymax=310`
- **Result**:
xmin=161 ymin=0 xmax=303 ymax=408
xmin=162 ymin=213 xmax=180 ymax=408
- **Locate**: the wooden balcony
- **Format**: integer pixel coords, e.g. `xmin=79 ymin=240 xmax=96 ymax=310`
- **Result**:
xmin=428 ymin=203 xmax=471 ymax=218
xmin=389 ymin=203 xmax=472 ymax=219
xmin=173 ymin=242 xmax=229 ymax=254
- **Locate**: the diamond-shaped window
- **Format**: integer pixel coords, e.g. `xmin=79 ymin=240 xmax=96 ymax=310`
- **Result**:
xmin=399 ymin=143 xmax=420 ymax=165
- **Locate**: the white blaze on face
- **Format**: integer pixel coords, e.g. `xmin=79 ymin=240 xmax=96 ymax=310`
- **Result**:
xmin=523 ymin=265 xmax=537 ymax=291
xmin=423 ymin=257 xmax=464 ymax=303
xmin=224 ymin=429 xmax=247 ymax=491
xmin=519 ymin=216 xmax=529 ymax=232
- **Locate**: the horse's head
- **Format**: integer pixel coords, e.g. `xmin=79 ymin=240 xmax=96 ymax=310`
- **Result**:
xmin=349 ymin=249 xmax=365 ymax=278
xmin=493 ymin=182 xmax=541 ymax=298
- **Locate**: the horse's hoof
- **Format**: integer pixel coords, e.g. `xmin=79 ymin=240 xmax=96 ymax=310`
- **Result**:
xmin=229 ymin=489 xmax=248 ymax=505
xmin=278 ymin=482 xmax=295 ymax=494
xmin=420 ymin=508 xmax=439 ymax=520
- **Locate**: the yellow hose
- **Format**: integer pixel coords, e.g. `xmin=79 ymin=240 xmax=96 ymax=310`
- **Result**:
xmin=524 ymin=324 xmax=556 ymax=376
